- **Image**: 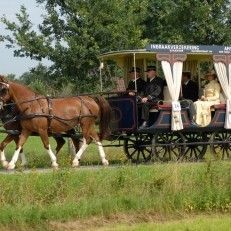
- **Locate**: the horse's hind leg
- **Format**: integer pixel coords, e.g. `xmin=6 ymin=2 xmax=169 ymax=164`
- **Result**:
xmin=91 ymin=130 xmax=109 ymax=166
xmin=0 ymin=134 xmax=14 ymax=168
xmin=39 ymin=130 xmax=58 ymax=168
xmin=72 ymin=137 xmax=89 ymax=167
xmin=53 ymin=135 xmax=65 ymax=155
xmin=83 ymin=123 xmax=109 ymax=166
xmin=96 ymin=140 xmax=109 ymax=166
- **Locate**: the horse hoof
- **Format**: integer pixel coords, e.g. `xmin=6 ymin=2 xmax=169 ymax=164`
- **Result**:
xmin=102 ymin=159 xmax=109 ymax=166
xmin=2 ymin=160 xmax=9 ymax=168
xmin=52 ymin=162 xmax=59 ymax=169
xmin=72 ymin=159 xmax=80 ymax=167
xmin=7 ymin=163 xmax=15 ymax=170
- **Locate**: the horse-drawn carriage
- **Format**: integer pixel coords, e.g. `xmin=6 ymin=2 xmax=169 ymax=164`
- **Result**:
xmin=99 ymin=44 xmax=231 ymax=163
xmin=0 ymin=44 xmax=230 ymax=169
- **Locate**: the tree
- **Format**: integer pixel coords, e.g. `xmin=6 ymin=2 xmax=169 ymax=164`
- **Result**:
xmin=144 ymin=0 xmax=231 ymax=45
xmin=1 ymin=0 xmax=230 ymax=92
xmin=1 ymin=0 xmax=148 ymax=92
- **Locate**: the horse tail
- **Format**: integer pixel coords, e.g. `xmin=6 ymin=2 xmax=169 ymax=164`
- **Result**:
xmin=94 ymin=96 xmax=111 ymax=140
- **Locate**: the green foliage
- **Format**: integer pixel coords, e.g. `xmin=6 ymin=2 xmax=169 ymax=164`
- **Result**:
xmin=144 ymin=0 xmax=231 ymax=44
xmin=0 ymin=0 xmax=230 ymax=92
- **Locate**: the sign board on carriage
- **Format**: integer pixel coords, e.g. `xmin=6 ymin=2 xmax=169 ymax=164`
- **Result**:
xmin=146 ymin=44 xmax=231 ymax=54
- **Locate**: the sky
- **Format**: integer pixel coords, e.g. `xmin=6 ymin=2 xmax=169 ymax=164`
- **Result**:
xmin=0 ymin=0 xmax=49 ymax=77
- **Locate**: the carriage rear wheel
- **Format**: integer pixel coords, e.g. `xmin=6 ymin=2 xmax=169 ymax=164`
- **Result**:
xmin=180 ymin=132 xmax=208 ymax=161
xmin=152 ymin=132 xmax=185 ymax=162
xmin=123 ymin=134 xmax=153 ymax=163
xmin=210 ymin=131 xmax=231 ymax=160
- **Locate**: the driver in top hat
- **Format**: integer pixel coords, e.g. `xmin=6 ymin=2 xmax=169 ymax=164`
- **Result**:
xmin=139 ymin=65 xmax=164 ymax=128
xmin=126 ymin=67 xmax=146 ymax=97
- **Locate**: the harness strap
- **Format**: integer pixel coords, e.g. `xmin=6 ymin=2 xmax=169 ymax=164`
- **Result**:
xmin=46 ymin=97 xmax=53 ymax=132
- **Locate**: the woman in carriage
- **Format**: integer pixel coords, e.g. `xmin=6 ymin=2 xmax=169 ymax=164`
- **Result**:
xmin=194 ymin=70 xmax=221 ymax=126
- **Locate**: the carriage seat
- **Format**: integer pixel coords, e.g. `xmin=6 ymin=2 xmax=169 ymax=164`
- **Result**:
xmin=149 ymin=101 xmax=191 ymax=112
xmin=211 ymin=103 xmax=226 ymax=110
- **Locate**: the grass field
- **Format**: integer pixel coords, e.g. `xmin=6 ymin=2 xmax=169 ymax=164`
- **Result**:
xmin=90 ymin=214 xmax=231 ymax=231
xmin=0 ymin=134 xmax=125 ymax=168
xmin=0 ymin=134 xmax=230 ymax=230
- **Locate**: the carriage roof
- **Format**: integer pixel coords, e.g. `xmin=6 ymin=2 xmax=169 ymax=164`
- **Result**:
xmin=99 ymin=44 xmax=231 ymax=63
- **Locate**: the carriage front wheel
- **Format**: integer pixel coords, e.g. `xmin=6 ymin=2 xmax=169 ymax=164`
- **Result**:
xmin=123 ymin=134 xmax=153 ymax=163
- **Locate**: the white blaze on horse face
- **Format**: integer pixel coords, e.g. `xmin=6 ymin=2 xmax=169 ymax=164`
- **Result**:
xmin=72 ymin=138 xmax=88 ymax=166
xmin=7 ymin=146 xmax=22 ymax=170
xmin=96 ymin=141 xmax=109 ymax=166
xmin=47 ymin=145 xmax=58 ymax=168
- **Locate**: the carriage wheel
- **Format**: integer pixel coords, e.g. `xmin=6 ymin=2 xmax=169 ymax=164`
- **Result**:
xmin=180 ymin=132 xmax=208 ymax=161
xmin=123 ymin=134 xmax=153 ymax=163
xmin=210 ymin=131 xmax=231 ymax=160
xmin=152 ymin=132 xmax=185 ymax=162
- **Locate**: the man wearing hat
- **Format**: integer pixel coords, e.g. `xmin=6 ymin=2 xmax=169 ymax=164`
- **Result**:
xmin=139 ymin=65 xmax=164 ymax=128
xmin=181 ymin=71 xmax=198 ymax=102
xmin=126 ymin=67 xmax=146 ymax=96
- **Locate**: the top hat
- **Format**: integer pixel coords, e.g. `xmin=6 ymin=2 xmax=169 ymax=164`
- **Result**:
xmin=145 ymin=65 xmax=156 ymax=72
xmin=129 ymin=67 xmax=141 ymax=73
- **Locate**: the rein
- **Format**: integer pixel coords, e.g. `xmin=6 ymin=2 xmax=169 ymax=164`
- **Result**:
xmin=1 ymin=95 xmax=97 ymax=130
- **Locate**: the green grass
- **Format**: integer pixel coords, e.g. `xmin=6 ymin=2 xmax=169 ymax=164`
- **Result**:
xmin=0 ymin=161 xmax=230 ymax=229
xmin=0 ymin=133 xmax=125 ymax=168
xmin=97 ymin=214 xmax=231 ymax=231
xmin=0 ymin=134 xmax=230 ymax=230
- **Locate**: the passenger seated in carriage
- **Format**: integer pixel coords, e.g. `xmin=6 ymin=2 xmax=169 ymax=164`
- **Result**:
xmin=180 ymin=71 xmax=198 ymax=122
xmin=181 ymin=71 xmax=198 ymax=102
xmin=139 ymin=66 xmax=164 ymax=128
xmin=194 ymin=70 xmax=221 ymax=127
xmin=126 ymin=67 xmax=146 ymax=97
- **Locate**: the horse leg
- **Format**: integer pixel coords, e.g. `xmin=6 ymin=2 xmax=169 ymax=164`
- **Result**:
xmin=53 ymin=135 xmax=65 ymax=155
xmin=90 ymin=129 xmax=109 ymax=166
xmin=96 ymin=141 xmax=109 ymax=166
xmin=13 ymin=136 xmax=27 ymax=167
xmin=7 ymin=131 xmax=30 ymax=170
xmin=0 ymin=134 xmax=14 ymax=168
xmin=72 ymin=137 xmax=89 ymax=167
xmin=70 ymin=137 xmax=81 ymax=154
xmin=19 ymin=149 xmax=27 ymax=167
xmin=39 ymin=129 xmax=58 ymax=168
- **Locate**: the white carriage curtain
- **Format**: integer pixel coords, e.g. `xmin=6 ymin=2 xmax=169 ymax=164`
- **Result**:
xmin=214 ymin=62 xmax=231 ymax=129
xmin=161 ymin=61 xmax=183 ymax=130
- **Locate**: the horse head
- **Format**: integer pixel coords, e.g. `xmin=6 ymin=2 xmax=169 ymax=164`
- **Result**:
xmin=0 ymin=75 xmax=11 ymax=107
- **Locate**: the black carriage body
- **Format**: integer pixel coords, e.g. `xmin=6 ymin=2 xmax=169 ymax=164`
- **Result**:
xmin=108 ymin=95 xmax=227 ymax=134
xmin=108 ymin=95 xmax=138 ymax=132
xmin=107 ymin=94 xmax=230 ymax=163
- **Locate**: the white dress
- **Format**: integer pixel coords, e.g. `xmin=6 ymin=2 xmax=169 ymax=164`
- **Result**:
xmin=194 ymin=80 xmax=221 ymax=126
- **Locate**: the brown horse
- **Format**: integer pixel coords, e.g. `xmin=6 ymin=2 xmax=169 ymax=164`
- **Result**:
xmin=0 ymin=76 xmax=111 ymax=170
xmin=0 ymin=102 xmax=80 ymax=168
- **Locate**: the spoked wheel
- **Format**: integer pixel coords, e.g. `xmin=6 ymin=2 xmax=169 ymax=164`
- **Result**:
xmin=152 ymin=132 xmax=185 ymax=162
xmin=180 ymin=132 xmax=208 ymax=161
xmin=210 ymin=131 xmax=231 ymax=160
xmin=123 ymin=134 xmax=153 ymax=163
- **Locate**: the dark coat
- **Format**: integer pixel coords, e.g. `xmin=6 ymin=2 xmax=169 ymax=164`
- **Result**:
xmin=144 ymin=76 xmax=164 ymax=101
xmin=127 ymin=78 xmax=146 ymax=96
xmin=182 ymin=80 xmax=198 ymax=102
